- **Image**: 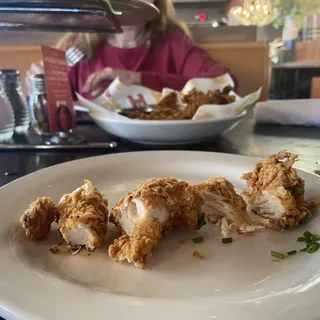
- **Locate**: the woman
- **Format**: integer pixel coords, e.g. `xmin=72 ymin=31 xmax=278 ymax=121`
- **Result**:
xmin=27 ymin=0 xmax=237 ymax=99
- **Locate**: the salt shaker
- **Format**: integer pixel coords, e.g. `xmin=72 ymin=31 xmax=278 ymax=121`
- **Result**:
xmin=0 ymin=69 xmax=30 ymax=133
xmin=28 ymin=74 xmax=50 ymax=135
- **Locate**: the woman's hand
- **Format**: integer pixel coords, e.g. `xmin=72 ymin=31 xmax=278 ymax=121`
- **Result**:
xmin=25 ymin=61 xmax=44 ymax=94
xmin=83 ymin=68 xmax=141 ymax=97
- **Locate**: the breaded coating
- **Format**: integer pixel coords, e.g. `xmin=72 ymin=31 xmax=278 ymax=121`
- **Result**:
xmin=109 ymin=178 xmax=204 ymax=268
xmin=242 ymin=150 xmax=315 ymax=230
xmin=128 ymin=86 xmax=236 ymax=120
xmin=109 ymin=218 xmax=163 ymax=269
xmin=20 ymin=197 xmax=58 ymax=240
xmin=194 ymin=178 xmax=259 ymax=236
xmin=58 ymin=179 xmax=109 ymax=251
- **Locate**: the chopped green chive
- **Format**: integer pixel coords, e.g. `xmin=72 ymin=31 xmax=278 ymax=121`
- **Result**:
xmin=311 ymin=235 xmax=320 ymax=242
xmin=271 ymin=251 xmax=285 ymax=260
xmin=287 ymin=250 xmax=297 ymax=256
xmin=295 ymin=187 xmax=305 ymax=196
xmin=306 ymin=242 xmax=318 ymax=248
xmin=307 ymin=243 xmax=320 ymax=254
xmin=222 ymin=237 xmax=233 ymax=244
xmin=300 ymin=248 xmax=308 ymax=252
xmin=192 ymin=236 xmax=204 ymax=244
xmin=303 ymin=230 xmax=313 ymax=240
xmin=297 ymin=237 xmax=307 ymax=243
xmin=197 ymin=216 xmax=207 ymax=230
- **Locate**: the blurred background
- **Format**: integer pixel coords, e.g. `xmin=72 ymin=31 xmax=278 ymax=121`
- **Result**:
xmin=0 ymin=0 xmax=319 ymax=100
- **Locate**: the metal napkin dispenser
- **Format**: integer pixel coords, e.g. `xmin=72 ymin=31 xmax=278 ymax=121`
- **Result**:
xmin=0 ymin=0 xmax=159 ymax=33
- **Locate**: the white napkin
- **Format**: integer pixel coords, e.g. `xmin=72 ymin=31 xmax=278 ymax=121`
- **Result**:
xmin=75 ymin=93 xmax=128 ymax=120
xmin=254 ymin=99 xmax=320 ymax=126
xmin=193 ymin=88 xmax=262 ymax=120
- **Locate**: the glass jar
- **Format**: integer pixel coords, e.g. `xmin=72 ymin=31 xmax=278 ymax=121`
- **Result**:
xmin=0 ymin=94 xmax=15 ymax=141
xmin=28 ymin=74 xmax=50 ymax=135
xmin=0 ymin=69 xmax=30 ymax=133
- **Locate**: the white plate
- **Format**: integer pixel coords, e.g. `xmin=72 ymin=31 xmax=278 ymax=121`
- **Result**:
xmin=1 ymin=151 xmax=320 ymax=320
xmin=90 ymin=112 xmax=246 ymax=145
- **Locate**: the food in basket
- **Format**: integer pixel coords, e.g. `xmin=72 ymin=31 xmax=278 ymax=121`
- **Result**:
xmin=128 ymin=85 xmax=236 ymax=120
xmin=242 ymin=150 xmax=317 ymax=230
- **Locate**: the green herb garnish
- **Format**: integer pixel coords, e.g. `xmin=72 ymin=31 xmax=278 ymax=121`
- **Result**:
xmin=197 ymin=216 xmax=207 ymax=230
xmin=307 ymin=243 xmax=320 ymax=254
xmin=273 ymin=230 xmax=320 ymax=260
xmin=303 ymin=230 xmax=313 ymax=240
xmin=193 ymin=236 xmax=204 ymax=244
xmin=222 ymin=237 xmax=233 ymax=244
xmin=271 ymin=251 xmax=285 ymax=260
xmin=297 ymin=230 xmax=320 ymax=254
xmin=311 ymin=235 xmax=320 ymax=242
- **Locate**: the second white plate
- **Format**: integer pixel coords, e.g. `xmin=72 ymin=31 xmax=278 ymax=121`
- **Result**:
xmin=90 ymin=112 xmax=246 ymax=145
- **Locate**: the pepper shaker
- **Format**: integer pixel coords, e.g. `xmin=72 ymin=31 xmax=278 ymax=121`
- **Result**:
xmin=28 ymin=74 xmax=50 ymax=135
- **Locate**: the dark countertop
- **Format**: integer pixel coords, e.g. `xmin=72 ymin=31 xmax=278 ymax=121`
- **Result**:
xmin=1 ymin=117 xmax=319 ymax=188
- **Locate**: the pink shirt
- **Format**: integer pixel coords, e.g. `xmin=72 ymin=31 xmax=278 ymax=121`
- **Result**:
xmin=69 ymin=27 xmax=237 ymax=98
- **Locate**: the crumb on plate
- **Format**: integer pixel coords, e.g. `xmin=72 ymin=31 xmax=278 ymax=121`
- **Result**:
xmin=49 ymin=245 xmax=59 ymax=254
xmin=193 ymin=250 xmax=204 ymax=260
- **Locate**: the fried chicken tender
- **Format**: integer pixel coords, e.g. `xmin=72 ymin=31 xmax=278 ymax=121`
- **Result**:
xmin=128 ymin=86 xmax=236 ymax=121
xmin=183 ymin=87 xmax=236 ymax=106
xmin=20 ymin=197 xmax=58 ymax=240
xmin=194 ymin=178 xmax=259 ymax=236
xmin=156 ymin=91 xmax=179 ymax=109
xmin=109 ymin=178 xmax=204 ymax=268
xmin=241 ymin=150 xmax=315 ymax=230
xmin=58 ymin=179 xmax=109 ymax=251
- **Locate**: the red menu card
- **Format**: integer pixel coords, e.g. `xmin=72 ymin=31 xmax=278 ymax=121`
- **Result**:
xmin=41 ymin=45 xmax=75 ymax=133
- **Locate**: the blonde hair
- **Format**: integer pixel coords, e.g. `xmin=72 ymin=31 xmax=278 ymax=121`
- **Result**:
xmin=56 ymin=0 xmax=191 ymax=59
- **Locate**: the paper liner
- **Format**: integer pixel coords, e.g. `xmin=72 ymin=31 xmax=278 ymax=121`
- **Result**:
xmin=76 ymin=73 xmax=262 ymax=121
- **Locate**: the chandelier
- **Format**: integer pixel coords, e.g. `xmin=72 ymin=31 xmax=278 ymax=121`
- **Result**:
xmin=230 ymin=0 xmax=279 ymax=27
